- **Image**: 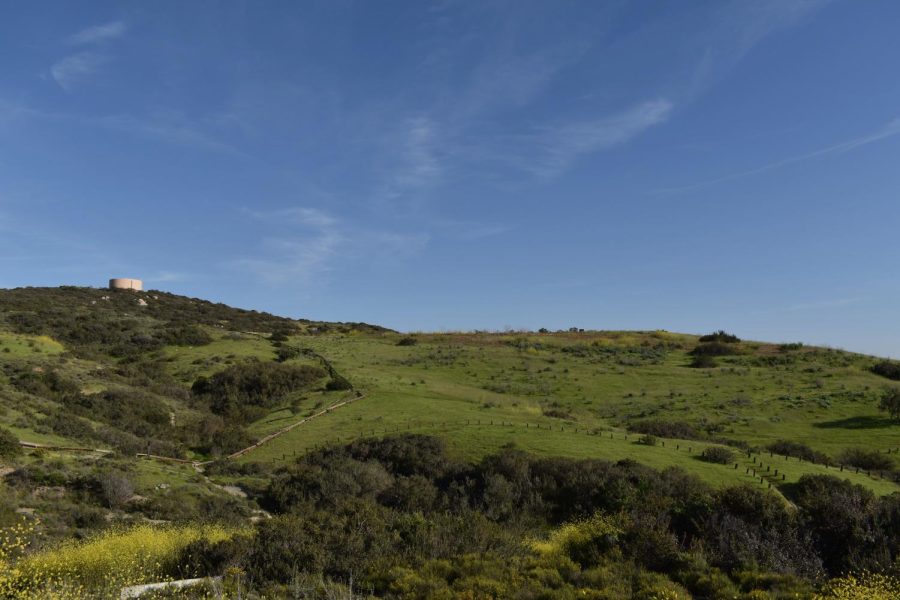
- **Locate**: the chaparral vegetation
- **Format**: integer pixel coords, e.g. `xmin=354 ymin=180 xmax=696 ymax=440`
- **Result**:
xmin=0 ymin=288 xmax=898 ymax=598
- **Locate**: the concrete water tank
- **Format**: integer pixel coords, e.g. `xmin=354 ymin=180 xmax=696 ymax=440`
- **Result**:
xmin=109 ymin=278 xmax=143 ymax=291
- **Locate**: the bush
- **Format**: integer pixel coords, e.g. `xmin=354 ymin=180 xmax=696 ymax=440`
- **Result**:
xmin=629 ymin=419 xmax=701 ymax=440
xmin=699 ymin=330 xmax=740 ymax=343
xmin=791 ymin=475 xmax=880 ymax=575
xmin=192 ymin=360 xmax=327 ymax=417
xmin=701 ymin=446 xmax=735 ymax=465
xmin=325 ymin=374 xmax=353 ymax=391
xmin=275 ymin=345 xmax=301 ymax=362
xmin=161 ymin=324 xmax=213 ymax=346
xmin=531 ymin=512 xmax=622 ymax=566
xmin=269 ymin=327 xmax=294 ymax=342
xmin=639 ymin=434 xmax=657 ymax=446
xmin=837 ymin=448 xmax=895 ymax=472
xmin=176 ymin=535 xmax=250 ymax=578
xmin=691 ymin=342 xmax=738 ymax=357
xmin=0 ymin=427 xmax=21 ymax=459
xmin=45 ymin=412 xmax=95 ymax=441
xmin=878 ymin=387 xmax=900 ymax=420
xmin=98 ymin=471 xmax=134 ymax=508
xmin=690 ymin=355 xmax=717 ymax=368
xmin=766 ymin=440 xmax=829 ymax=464
xmin=3 ymin=523 xmax=234 ymax=594
xmin=396 ymin=336 xmax=418 ymax=346
xmin=871 ymin=361 xmax=900 ymax=381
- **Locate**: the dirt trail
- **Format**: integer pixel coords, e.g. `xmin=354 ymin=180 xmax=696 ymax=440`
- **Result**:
xmin=223 ymin=392 xmax=365 ymax=462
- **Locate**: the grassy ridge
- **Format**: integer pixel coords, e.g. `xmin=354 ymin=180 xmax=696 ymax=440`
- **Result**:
xmin=1 ymin=288 xmax=898 ymax=512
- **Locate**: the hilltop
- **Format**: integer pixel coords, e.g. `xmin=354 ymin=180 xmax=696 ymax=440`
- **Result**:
xmin=1 ymin=287 xmax=898 ymax=598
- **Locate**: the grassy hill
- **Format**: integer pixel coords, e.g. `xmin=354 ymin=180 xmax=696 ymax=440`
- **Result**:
xmin=1 ymin=288 xmax=898 ymax=489
xmin=1 ymin=287 xmax=899 ymax=597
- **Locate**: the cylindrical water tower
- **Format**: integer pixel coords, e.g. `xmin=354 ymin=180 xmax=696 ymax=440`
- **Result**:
xmin=109 ymin=278 xmax=143 ymax=291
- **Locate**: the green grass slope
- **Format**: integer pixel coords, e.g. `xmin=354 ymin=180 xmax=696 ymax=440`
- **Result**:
xmin=0 ymin=287 xmax=897 ymax=519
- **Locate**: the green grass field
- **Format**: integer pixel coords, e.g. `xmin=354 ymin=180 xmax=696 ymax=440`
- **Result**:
xmin=220 ymin=331 xmax=900 ymax=497
xmin=2 ymin=289 xmax=898 ymax=500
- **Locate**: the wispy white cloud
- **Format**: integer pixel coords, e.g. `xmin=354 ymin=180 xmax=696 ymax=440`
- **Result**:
xmin=786 ymin=297 xmax=863 ymax=312
xmin=233 ymin=207 xmax=428 ymax=285
xmin=432 ymin=219 xmax=512 ymax=241
xmin=144 ymin=271 xmax=188 ymax=284
xmin=682 ymin=0 xmax=831 ymax=100
xmin=451 ymin=42 xmax=590 ymax=120
xmin=657 ymin=118 xmax=900 ymax=193
xmin=378 ymin=116 xmax=443 ymax=207
xmin=510 ymin=99 xmax=673 ymax=177
xmin=68 ymin=21 xmax=127 ymax=46
xmin=52 ymin=21 xmax=128 ymax=91
xmin=235 ymin=232 xmax=344 ymax=285
xmin=50 ymin=51 xmax=108 ymax=91
xmin=248 ymin=207 xmax=338 ymax=229
xmin=0 ymin=98 xmax=243 ymax=156
xmin=92 ymin=113 xmax=246 ymax=156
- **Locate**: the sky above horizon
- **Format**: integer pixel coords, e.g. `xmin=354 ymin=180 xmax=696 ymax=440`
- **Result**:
xmin=2 ymin=1 xmax=900 ymax=357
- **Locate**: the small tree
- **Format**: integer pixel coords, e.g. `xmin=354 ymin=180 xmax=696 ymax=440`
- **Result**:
xmin=99 ymin=471 xmax=134 ymax=508
xmin=879 ymin=387 xmax=900 ymax=421
xmin=0 ymin=426 xmax=21 ymax=459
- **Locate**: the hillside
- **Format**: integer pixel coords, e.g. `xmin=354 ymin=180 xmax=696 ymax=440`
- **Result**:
xmin=1 ymin=287 xmax=898 ymax=598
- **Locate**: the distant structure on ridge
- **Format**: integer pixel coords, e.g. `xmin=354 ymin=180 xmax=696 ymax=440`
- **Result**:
xmin=109 ymin=278 xmax=143 ymax=291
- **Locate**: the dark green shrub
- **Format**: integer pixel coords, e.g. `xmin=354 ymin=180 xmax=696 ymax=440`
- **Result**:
xmin=629 ymin=419 xmax=701 ymax=440
xmin=872 ymin=361 xmax=900 ymax=381
xmin=879 ymin=387 xmax=900 ymax=420
xmin=837 ymin=448 xmax=895 ymax=472
xmin=162 ymin=324 xmax=213 ymax=346
xmin=275 ymin=345 xmax=301 ymax=362
xmin=791 ymin=475 xmax=879 ymax=575
xmin=269 ymin=327 xmax=294 ymax=343
xmin=325 ymin=374 xmax=352 ymax=391
xmin=690 ymin=355 xmax=717 ymax=368
xmin=0 ymin=427 xmax=21 ymax=458
xmin=779 ymin=342 xmax=804 ymax=352
xmin=176 ymin=535 xmax=251 ymax=577
xmin=209 ymin=426 xmax=254 ymax=456
xmin=397 ymin=336 xmax=418 ymax=346
xmin=765 ymin=440 xmax=828 ymax=463
xmin=639 ymin=434 xmax=657 ymax=446
xmin=193 ymin=360 xmax=327 ymax=417
xmin=45 ymin=412 xmax=94 ymax=441
xmin=699 ymin=330 xmax=740 ymax=343
xmin=690 ymin=342 xmax=738 ymax=357
xmin=701 ymin=446 xmax=735 ymax=464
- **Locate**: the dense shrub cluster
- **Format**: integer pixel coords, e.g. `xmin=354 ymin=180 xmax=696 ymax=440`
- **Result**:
xmin=871 ymin=361 xmax=900 ymax=381
xmin=690 ymin=341 xmax=740 ymax=357
xmin=701 ymin=446 xmax=736 ymax=464
xmin=629 ymin=419 xmax=701 ymax=440
xmin=192 ymin=360 xmax=326 ymax=419
xmin=0 ymin=426 xmax=20 ymax=458
xmin=160 ymin=324 xmax=213 ymax=346
xmin=837 ymin=448 xmax=895 ymax=473
xmin=766 ymin=440 xmax=830 ymax=464
xmin=560 ymin=343 xmax=669 ymax=364
xmin=168 ymin=434 xmax=900 ymax=597
xmin=690 ymin=354 xmax=717 ymax=368
xmin=880 ymin=387 xmax=900 ymax=420
xmin=699 ymin=330 xmax=741 ymax=343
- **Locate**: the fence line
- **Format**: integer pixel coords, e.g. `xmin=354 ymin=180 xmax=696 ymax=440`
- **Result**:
xmin=262 ymin=418 xmax=897 ymax=488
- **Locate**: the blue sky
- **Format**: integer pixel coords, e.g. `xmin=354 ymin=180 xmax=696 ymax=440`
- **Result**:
xmin=2 ymin=1 xmax=900 ymax=357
